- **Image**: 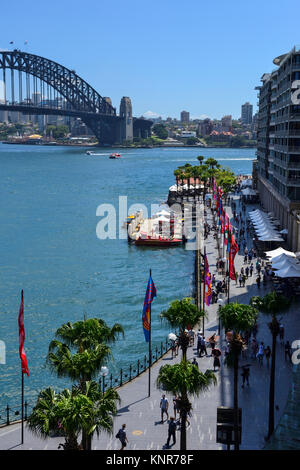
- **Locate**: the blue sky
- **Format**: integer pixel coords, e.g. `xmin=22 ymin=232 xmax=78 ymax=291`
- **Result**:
xmin=0 ymin=0 xmax=299 ymax=120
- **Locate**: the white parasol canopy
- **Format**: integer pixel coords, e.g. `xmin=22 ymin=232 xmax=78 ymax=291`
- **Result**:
xmin=265 ymin=247 xmax=296 ymax=259
xmin=275 ymin=264 xmax=300 ymax=278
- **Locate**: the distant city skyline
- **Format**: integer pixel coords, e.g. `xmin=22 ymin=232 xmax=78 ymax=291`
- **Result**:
xmin=0 ymin=0 xmax=299 ymax=121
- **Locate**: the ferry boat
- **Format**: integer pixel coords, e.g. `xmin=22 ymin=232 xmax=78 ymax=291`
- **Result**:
xmin=109 ymin=153 xmax=121 ymax=159
xmin=135 ymin=236 xmax=182 ymax=247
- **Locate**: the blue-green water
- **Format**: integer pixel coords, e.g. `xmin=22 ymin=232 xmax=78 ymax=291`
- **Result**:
xmin=0 ymin=144 xmax=255 ymax=411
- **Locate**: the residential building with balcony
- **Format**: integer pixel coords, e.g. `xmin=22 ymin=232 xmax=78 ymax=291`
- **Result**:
xmin=256 ymin=46 xmax=300 ymax=251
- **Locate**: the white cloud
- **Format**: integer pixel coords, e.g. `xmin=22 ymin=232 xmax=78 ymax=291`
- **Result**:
xmin=142 ymin=110 xmax=162 ymax=119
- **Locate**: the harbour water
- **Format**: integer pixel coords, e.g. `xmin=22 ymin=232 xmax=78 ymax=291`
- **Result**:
xmin=0 ymin=144 xmax=255 ymax=411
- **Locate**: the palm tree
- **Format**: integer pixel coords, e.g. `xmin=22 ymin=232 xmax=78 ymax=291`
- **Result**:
xmin=219 ymin=302 xmax=258 ymax=450
xmin=47 ymin=317 xmax=124 ymax=449
xmin=160 ymin=298 xmax=205 ymax=360
xmin=47 ymin=342 xmax=112 ymax=384
xmin=27 ymin=381 xmax=120 ymax=450
xmin=205 ymin=158 xmax=219 ymax=170
xmin=173 ymin=169 xmax=181 ymax=192
xmin=250 ymin=291 xmax=291 ymax=439
xmin=197 ymin=155 xmax=204 ymax=165
xmin=54 ymin=318 xmax=124 ymax=351
xmin=157 ymin=360 xmax=216 ymax=450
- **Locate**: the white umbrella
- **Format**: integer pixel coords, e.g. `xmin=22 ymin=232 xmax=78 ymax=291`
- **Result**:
xmin=265 ymin=247 xmax=296 ymax=259
xmin=275 ymin=264 xmax=300 ymax=278
xmin=258 ymin=235 xmax=284 ymax=241
xmin=272 ymin=256 xmax=299 ymax=270
xmin=155 ymin=215 xmax=170 ymax=222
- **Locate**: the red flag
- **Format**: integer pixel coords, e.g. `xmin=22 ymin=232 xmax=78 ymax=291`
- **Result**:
xmin=18 ymin=290 xmax=29 ymax=376
xmin=229 ymin=235 xmax=239 ymax=281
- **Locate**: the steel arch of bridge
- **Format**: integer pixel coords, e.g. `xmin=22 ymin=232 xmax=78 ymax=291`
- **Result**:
xmin=0 ymin=50 xmax=116 ymax=116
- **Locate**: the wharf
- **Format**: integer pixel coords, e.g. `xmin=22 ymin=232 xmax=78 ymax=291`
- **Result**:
xmin=127 ymin=210 xmax=183 ymax=244
xmin=1 ymin=195 xmax=300 ymax=450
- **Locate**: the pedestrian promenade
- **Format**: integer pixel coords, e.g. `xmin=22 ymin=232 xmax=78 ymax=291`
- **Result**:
xmin=1 ymin=195 xmax=299 ymax=450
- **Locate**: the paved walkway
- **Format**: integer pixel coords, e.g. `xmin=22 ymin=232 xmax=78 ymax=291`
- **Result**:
xmin=1 ymin=195 xmax=299 ymax=450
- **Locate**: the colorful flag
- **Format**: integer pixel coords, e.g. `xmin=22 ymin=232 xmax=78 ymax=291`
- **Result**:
xmin=224 ymin=213 xmax=231 ymax=245
xmin=204 ymin=255 xmax=212 ymax=306
xmin=229 ymin=235 xmax=239 ymax=281
xmin=18 ymin=290 xmax=29 ymax=376
xmin=142 ymin=275 xmax=157 ymax=342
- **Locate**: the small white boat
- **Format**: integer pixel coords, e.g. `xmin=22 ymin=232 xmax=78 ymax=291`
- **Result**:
xmin=86 ymin=150 xmax=93 ymax=155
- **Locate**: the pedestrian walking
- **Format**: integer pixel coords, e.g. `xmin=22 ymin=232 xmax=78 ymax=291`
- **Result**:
xmin=173 ymin=395 xmax=178 ymax=419
xmin=191 ymin=357 xmax=199 ymax=368
xmin=245 ymin=266 xmax=249 ymax=278
xmin=279 ymin=324 xmax=285 ymax=344
xmin=239 ymin=273 xmax=242 ymax=287
xmin=200 ymin=337 xmax=208 ymax=357
xmin=285 ymin=341 xmax=292 ymax=364
xmin=212 ymin=347 xmax=222 ymax=371
xmin=250 ymin=263 xmax=254 ymax=277
xmin=250 ymin=338 xmax=258 ymax=359
xmin=116 ymin=424 xmax=128 ymax=450
xmin=241 ymin=365 xmax=250 ymax=387
xmin=160 ymin=394 xmax=169 ymax=423
xmin=265 ymin=346 xmax=271 ymax=368
xmin=197 ymin=330 xmax=203 ymax=356
xmin=257 ymin=342 xmax=265 ymax=365
xmin=256 ymin=275 xmax=261 ymax=288
xmin=242 ymin=274 xmax=246 ymax=287
xmin=166 ymin=417 xmax=177 ymax=448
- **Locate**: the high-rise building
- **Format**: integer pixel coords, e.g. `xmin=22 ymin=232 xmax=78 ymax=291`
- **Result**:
xmin=241 ymin=102 xmax=253 ymax=124
xmin=256 ymin=46 xmax=300 ymax=251
xmin=180 ymin=111 xmax=190 ymax=123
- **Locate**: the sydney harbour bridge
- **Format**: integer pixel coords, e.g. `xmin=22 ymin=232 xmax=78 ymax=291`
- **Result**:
xmin=0 ymin=50 xmax=152 ymax=144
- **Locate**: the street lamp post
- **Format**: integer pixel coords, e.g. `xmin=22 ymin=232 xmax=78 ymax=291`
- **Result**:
xmin=217 ymin=298 xmax=225 ymax=335
xmin=100 ymin=366 xmax=109 ymax=394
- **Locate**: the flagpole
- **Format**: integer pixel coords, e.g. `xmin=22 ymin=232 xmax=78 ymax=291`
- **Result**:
xmin=227 ymin=232 xmax=230 ymax=304
xmin=202 ymin=246 xmax=206 ymax=335
xmin=148 ymin=269 xmax=152 ymax=398
xmin=21 ymin=371 xmax=24 ymax=444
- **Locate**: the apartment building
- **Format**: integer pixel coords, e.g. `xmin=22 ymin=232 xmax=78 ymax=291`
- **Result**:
xmin=256 ymin=46 xmax=300 ymax=251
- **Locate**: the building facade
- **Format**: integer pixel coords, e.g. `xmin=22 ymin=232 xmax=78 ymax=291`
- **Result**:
xmin=241 ymin=102 xmax=253 ymax=124
xmin=256 ymin=46 xmax=300 ymax=251
xmin=180 ymin=110 xmax=190 ymax=123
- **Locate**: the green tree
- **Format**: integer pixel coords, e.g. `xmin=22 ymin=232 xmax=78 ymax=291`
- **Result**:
xmin=186 ymin=137 xmax=199 ymax=145
xmin=47 ymin=317 xmax=124 ymax=449
xmin=157 ymin=361 xmax=216 ymax=450
xmin=197 ymin=155 xmax=204 ymax=165
xmin=250 ymin=291 xmax=291 ymax=439
xmin=27 ymin=382 xmax=120 ymax=450
xmin=152 ymin=123 xmax=168 ymax=140
xmin=160 ymin=298 xmax=205 ymax=360
xmin=53 ymin=125 xmax=69 ymax=139
xmin=219 ymin=302 xmax=258 ymax=450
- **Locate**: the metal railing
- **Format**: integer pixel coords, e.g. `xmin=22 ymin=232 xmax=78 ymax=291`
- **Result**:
xmin=0 ymin=337 xmax=174 ymax=428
